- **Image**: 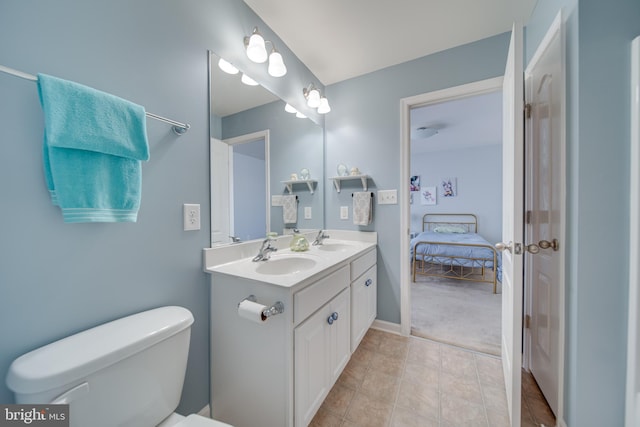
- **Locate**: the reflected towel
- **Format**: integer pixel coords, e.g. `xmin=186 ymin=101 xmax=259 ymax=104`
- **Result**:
xmin=37 ymin=73 xmax=149 ymax=223
xmin=353 ymin=192 xmax=373 ymax=226
xmin=282 ymin=195 xmax=297 ymax=224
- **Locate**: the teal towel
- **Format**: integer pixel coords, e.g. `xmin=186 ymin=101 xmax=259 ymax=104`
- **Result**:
xmin=37 ymin=74 xmax=149 ymax=223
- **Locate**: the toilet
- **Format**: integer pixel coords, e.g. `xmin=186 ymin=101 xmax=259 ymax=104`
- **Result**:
xmin=5 ymin=306 xmax=232 ymax=427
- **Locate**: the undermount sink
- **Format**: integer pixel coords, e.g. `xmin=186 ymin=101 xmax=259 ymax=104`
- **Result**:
xmin=254 ymin=255 xmax=318 ymax=275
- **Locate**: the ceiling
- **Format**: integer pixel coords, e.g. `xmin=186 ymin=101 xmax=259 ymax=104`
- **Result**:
xmin=410 ymin=90 xmax=503 ymax=153
xmin=215 ymin=1 xmax=535 ymax=147
xmin=242 ymin=0 xmax=537 ymax=85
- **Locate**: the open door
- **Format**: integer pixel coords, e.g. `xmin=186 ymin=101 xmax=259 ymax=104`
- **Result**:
xmin=498 ymin=22 xmax=524 ymax=426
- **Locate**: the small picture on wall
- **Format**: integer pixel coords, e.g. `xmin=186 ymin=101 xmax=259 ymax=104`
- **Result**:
xmin=410 ymin=175 xmax=420 ymax=192
xmin=421 ymin=186 xmax=437 ymax=205
xmin=441 ymin=177 xmax=457 ymax=197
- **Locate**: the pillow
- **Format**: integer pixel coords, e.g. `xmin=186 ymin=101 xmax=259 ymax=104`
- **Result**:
xmin=433 ymin=224 xmax=467 ymax=233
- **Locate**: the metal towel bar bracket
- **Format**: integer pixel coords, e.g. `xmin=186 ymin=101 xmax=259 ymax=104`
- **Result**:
xmin=0 ymin=64 xmax=191 ymax=135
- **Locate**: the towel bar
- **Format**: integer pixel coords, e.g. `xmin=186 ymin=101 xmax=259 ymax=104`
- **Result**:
xmin=0 ymin=64 xmax=191 ymax=135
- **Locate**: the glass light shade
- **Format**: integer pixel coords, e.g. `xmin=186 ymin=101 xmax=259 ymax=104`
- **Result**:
xmin=296 ymin=111 xmax=307 ymax=119
xmin=268 ymin=51 xmax=287 ymax=77
xmin=241 ymin=73 xmax=259 ymax=86
xmin=284 ymin=103 xmax=297 ymax=113
xmin=306 ymin=88 xmax=321 ymax=108
xmin=246 ymin=33 xmax=268 ymax=63
xmin=217 ymin=58 xmax=239 ymax=75
xmin=317 ymin=97 xmax=331 ymax=114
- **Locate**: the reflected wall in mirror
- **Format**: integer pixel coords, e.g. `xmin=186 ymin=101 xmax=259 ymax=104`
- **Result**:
xmin=209 ymin=51 xmax=325 ymax=246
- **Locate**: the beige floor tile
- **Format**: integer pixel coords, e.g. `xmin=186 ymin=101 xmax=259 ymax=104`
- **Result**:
xmin=441 ymin=394 xmax=488 ymax=426
xmin=309 ymin=406 xmax=343 ymax=427
xmin=480 ymin=383 xmax=508 ymax=412
xmin=395 ymin=378 xmax=439 ymax=420
xmin=337 ymin=359 xmax=367 ymax=390
xmin=390 ymin=406 xmax=439 ymax=427
xmin=486 ymin=407 xmax=510 ymax=427
xmin=360 ymin=329 xmax=384 ymax=351
xmin=403 ymin=359 xmax=439 ymax=386
xmin=321 ymin=383 xmax=355 ymax=417
xmin=360 ymin=369 xmax=400 ymax=403
xmin=369 ymin=351 xmax=405 ymax=377
xmin=406 ymin=338 xmax=440 ymax=368
xmin=378 ymin=333 xmax=410 ymax=359
xmin=475 ymin=354 xmax=504 ymax=388
xmin=440 ymin=346 xmax=477 ymax=379
xmin=345 ymin=393 xmax=394 ymax=427
xmin=440 ymin=370 xmax=483 ymax=404
xmin=350 ymin=345 xmax=376 ymax=368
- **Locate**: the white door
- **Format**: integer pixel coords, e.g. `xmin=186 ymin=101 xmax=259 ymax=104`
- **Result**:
xmin=499 ymin=22 xmax=524 ymax=426
xmin=210 ymin=138 xmax=231 ymax=245
xmin=524 ymin=14 xmax=564 ymax=417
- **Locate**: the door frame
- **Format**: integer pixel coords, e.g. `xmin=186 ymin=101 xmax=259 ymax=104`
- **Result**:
xmin=522 ymin=11 xmax=566 ymax=425
xmin=626 ymin=35 xmax=640 ymax=427
xmin=399 ymin=76 xmax=504 ymax=335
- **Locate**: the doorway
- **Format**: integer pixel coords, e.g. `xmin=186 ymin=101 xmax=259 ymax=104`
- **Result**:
xmin=407 ymin=90 xmax=503 ymax=356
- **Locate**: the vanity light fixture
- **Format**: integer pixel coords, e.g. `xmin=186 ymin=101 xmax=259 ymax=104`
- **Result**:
xmin=218 ymin=58 xmax=239 ymax=75
xmin=295 ymin=111 xmax=307 ymax=119
xmin=241 ymin=73 xmax=259 ymax=86
xmin=244 ymin=27 xmax=287 ymax=77
xmin=284 ymin=103 xmax=298 ymax=114
xmin=303 ymin=84 xmax=331 ymax=114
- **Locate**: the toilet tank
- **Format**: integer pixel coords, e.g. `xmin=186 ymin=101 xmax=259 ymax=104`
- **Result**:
xmin=6 ymin=306 xmax=194 ymax=427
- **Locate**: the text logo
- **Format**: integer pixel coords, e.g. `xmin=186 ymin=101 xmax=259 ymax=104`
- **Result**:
xmin=0 ymin=405 xmax=68 ymax=427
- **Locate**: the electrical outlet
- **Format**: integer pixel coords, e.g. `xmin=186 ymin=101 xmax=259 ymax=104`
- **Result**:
xmin=304 ymin=206 xmax=312 ymax=219
xmin=378 ymin=189 xmax=398 ymax=205
xmin=183 ymin=204 xmax=201 ymax=231
xmin=340 ymin=206 xmax=349 ymax=220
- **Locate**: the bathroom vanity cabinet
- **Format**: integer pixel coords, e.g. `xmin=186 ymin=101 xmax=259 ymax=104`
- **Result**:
xmin=206 ymin=238 xmax=376 ymax=427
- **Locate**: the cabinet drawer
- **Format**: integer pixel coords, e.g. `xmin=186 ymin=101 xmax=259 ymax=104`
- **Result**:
xmin=294 ymin=266 xmax=349 ymax=324
xmin=350 ymin=248 xmax=377 ymax=281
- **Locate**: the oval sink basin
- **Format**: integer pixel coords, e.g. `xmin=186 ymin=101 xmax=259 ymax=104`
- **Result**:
xmin=255 ymin=256 xmax=318 ymax=275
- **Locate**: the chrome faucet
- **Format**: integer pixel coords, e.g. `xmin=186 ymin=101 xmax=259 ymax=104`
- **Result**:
xmin=252 ymin=237 xmax=278 ymax=262
xmin=312 ymin=230 xmax=330 ymax=246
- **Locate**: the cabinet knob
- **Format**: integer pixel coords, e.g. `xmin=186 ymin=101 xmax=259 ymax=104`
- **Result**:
xmin=327 ymin=312 xmax=338 ymax=325
xmin=365 ymin=278 xmax=373 ymax=287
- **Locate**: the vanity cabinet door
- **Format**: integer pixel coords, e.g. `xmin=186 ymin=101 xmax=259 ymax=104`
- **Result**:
xmin=351 ymin=264 xmax=377 ymax=353
xmin=294 ymin=287 xmax=350 ymax=426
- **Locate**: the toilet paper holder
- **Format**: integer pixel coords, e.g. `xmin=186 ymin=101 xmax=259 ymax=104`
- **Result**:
xmin=240 ymin=295 xmax=285 ymax=319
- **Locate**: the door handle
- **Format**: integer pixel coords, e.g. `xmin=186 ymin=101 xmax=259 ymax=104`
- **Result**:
xmin=495 ymin=241 xmax=523 ymax=255
xmin=524 ymin=239 xmax=559 ymax=254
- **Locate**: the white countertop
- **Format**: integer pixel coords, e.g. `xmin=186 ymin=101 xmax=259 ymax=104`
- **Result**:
xmin=203 ymin=230 xmax=377 ymax=288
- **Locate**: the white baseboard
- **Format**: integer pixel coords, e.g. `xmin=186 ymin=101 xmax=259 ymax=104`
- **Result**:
xmin=372 ymin=319 xmax=403 ymax=335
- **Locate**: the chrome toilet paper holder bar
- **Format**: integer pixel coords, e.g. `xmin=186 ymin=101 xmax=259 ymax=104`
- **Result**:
xmin=240 ymin=295 xmax=285 ymax=318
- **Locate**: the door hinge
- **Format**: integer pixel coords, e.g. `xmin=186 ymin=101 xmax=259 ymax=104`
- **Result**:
xmin=524 ymin=102 xmax=532 ymax=119
xmin=526 ymin=210 xmax=532 ymax=224
xmin=524 ymin=314 xmax=531 ymax=329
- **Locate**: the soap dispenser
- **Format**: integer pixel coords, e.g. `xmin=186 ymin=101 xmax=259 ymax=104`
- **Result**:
xmin=290 ymin=229 xmax=309 ymax=252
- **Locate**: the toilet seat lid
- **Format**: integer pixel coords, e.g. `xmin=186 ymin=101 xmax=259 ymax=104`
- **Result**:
xmin=175 ymin=414 xmax=233 ymax=427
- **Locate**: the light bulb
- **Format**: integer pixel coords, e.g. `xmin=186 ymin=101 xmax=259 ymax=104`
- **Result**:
xmin=241 ymin=73 xmax=259 ymax=86
xmin=284 ymin=103 xmax=297 ymax=113
xmin=296 ymin=111 xmax=307 ymax=119
xmin=217 ymin=58 xmax=239 ymax=75
xmin=268 ymin=51 xmax=287 ymax=77
xmin=246 ymin=32 xmax=267 ymax=63
xmin=317 ymin=97 xmax=331 ymax=114
xmin=306 ymin=88 xmax=321 ymax=108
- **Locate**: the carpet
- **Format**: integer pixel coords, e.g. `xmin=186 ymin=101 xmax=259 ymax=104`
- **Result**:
xmin=411 ymin=275 xmax=502 ymax=356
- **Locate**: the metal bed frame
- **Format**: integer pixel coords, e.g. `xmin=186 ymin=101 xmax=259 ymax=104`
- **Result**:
xmin=412 ymin=213 xmax=500 ymax=293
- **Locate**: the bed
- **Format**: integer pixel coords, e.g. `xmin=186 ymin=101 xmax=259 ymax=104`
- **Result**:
xmin=411 ymin=213 xmax=501 ymax=293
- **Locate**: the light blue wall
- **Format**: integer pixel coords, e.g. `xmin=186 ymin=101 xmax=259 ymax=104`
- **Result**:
xmin=410 ymin=145 xmax=503 ymax=243
xmin=325 ymin=34 xmax=510 ymax=323
xmin=526 ymin=0 xmax=639 ymax=425
xmin=0 ymin=0 xmax=321 ymax=412
xmin=222 ymin=100 xmax=325 ymax=234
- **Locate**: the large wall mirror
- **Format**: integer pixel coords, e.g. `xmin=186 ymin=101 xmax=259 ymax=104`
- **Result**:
xmin=209 ymin=51 xmax=325 ymax=246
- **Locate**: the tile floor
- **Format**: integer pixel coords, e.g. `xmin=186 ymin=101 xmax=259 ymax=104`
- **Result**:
xmin=310 ymin=328 xmax=555 ymax=427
